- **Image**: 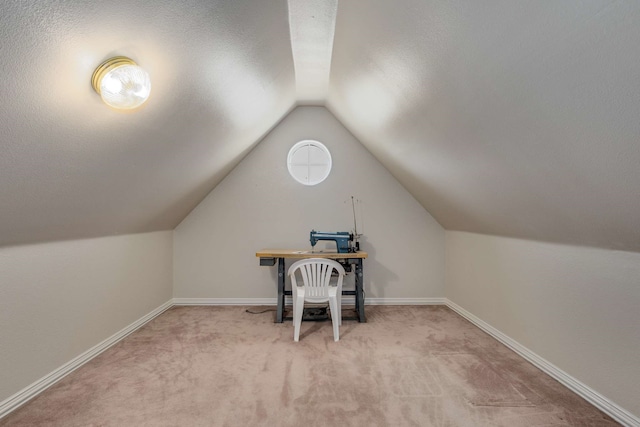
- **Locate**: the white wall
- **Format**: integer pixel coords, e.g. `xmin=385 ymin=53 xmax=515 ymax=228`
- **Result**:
xmin=446 ymin=231 xmax=640 ymax=418
xmin=0 ymin=231 xmax=173 ymax=403
xmin=174 ymin=106 xmax=445 ymax=299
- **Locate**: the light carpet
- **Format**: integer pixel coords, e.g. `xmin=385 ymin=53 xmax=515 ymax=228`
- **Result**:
xmin=0 ymin=306 xmax=617 ymax=426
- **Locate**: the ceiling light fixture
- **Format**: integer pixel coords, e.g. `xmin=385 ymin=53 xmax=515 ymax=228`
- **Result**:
xmin=91 ymin=56 xmax=151 ymax=110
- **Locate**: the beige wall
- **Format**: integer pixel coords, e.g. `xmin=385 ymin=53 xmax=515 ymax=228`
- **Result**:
xmin=174 ymin=106 xmax=445 ymax=299
xmin=445 ymin=231 xmax=640 ymax=417
xmin=0 ymin=231 xmax=173 ymax=403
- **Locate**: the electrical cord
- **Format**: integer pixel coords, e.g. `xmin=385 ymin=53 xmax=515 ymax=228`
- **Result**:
xmin=245 ymin=308 xmax=277 ymax=314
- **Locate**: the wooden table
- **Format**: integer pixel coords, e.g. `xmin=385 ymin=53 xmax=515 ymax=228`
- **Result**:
xmin=256 ymin=249 xmax=368 ymax=323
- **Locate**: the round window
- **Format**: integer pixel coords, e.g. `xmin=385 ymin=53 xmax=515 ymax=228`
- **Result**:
xmin=287 ymin=140 xmax=332 ymax=185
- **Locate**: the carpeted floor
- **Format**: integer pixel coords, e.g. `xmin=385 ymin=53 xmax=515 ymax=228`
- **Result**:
xmin=0 ymin=305 xmax=617 ymax=426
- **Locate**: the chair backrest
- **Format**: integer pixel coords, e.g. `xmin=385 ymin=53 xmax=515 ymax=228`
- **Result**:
xmin=288 ymin=258 xmax=345 ymax=299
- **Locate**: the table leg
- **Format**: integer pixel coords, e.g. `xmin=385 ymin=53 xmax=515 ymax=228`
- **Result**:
xmin=276 ymin=257 xmax=285 ymax=323
xmin=355 ymin=259 xmax=366 ymax=322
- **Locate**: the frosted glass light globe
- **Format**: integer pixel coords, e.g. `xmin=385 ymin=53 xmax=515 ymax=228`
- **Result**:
xmin=92 ymin=57 xmax=151 ymax=110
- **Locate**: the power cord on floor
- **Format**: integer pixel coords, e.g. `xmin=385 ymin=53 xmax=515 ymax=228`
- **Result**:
xmin=245 ymin=308 xmax=277 ymax=314
xmin=245 ymin=307 xmax=361 ymax=323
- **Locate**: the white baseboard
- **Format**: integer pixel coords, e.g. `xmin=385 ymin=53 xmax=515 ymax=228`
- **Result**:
xmin=366 ymin=297 xmax=446 ymax=305
xmin=0 ymin=300 xmax=174 ymax=419
xmin=172 ymin=297 xmax=446 ymax=306
xmin=172 ymin=298 xmax=277 ymax=306
xmin=445 ymin=299 xmax=639 ymax=427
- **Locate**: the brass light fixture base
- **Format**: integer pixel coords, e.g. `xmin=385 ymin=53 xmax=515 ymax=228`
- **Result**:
xmin=91 ymin=56 xmax=137 ymax=94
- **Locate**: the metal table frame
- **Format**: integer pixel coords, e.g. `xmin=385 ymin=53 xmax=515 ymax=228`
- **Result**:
xmin=257 ymin=250 xmax=367 ymax=323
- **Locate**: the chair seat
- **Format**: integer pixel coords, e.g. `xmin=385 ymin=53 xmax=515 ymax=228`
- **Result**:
xmin=295 ymin=286 xmax=338 ymax=304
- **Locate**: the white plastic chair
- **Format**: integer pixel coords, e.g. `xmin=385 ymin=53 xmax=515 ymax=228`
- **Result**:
xmin=288 ymin=258 xmax=345 ymax=342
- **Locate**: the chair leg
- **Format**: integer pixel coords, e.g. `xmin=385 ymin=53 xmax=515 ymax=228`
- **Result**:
xmin=337 ymin=292 xmax=342 ymax=326
xmin=293 ymin=294 xmax=305 ymax=342
xmin=292 ymin=300 xmax=298 ymax=340
xmin=328 ymin=296 xmax=339 ymax=342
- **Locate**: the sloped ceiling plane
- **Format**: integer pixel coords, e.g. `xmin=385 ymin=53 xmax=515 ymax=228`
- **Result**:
xmin=1 ymin=0 xmax=639 ymax=251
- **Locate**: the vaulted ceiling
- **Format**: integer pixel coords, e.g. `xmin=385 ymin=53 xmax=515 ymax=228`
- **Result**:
xmin=2 ymin=0 xmax=640 ymax=251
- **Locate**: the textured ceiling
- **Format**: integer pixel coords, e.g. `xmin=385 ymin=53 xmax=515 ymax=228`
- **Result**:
xmin=2 ymin=1 xmax=640 ymax=252
xmin=328 ymin=0 xmax=640 ymax=252
xmin=0 ymin=0 xmax=296 ymax=246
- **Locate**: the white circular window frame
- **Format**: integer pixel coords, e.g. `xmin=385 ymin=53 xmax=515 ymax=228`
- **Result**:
xmin=287 ymin=140 xmax=332 ymax=186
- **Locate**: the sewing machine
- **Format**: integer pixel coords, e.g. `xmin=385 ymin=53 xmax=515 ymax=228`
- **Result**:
xmin=309 ymin=230 xmax=359 ymax=253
